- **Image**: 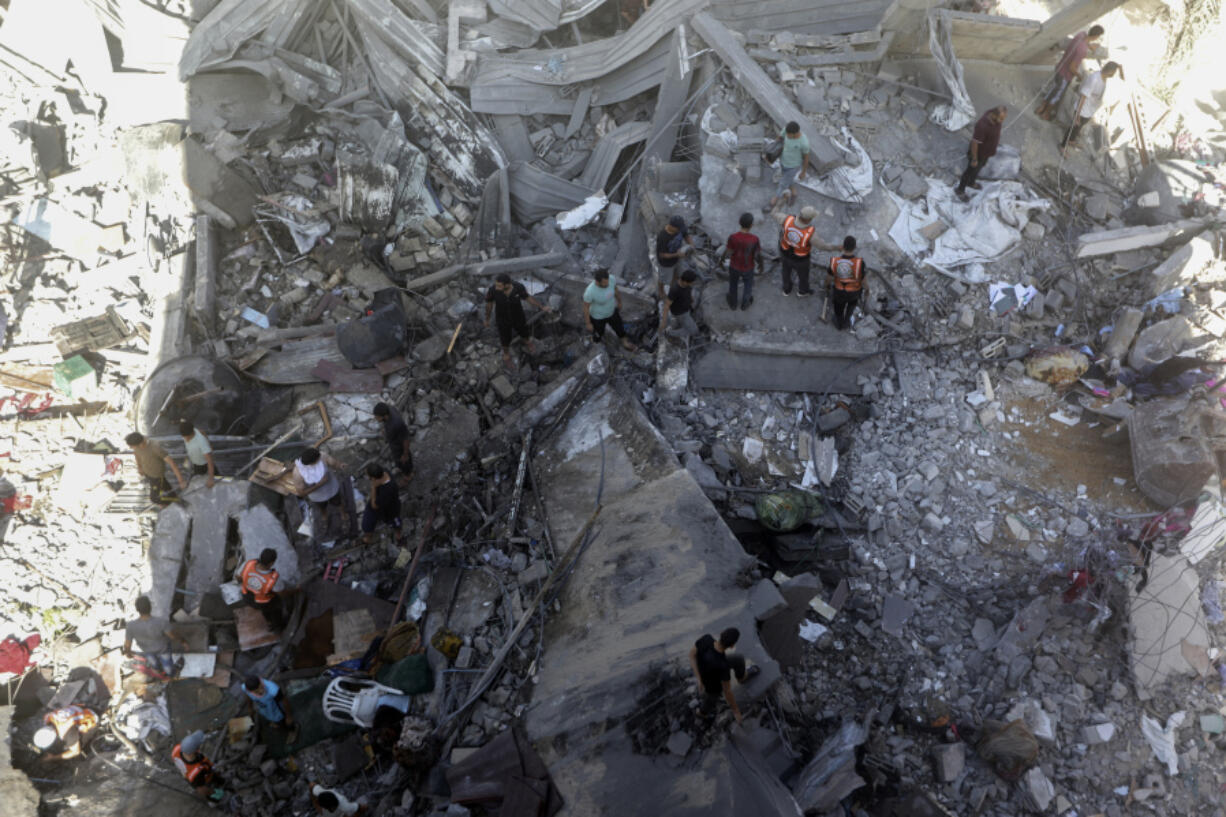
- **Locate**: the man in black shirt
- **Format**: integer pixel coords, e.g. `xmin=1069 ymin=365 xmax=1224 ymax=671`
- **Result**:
xmin=373 ymin=402 xmax=413 ymax=486
xmin=655 ymin=214 xmax=695 ymax=295
xmin=688 ymin=627 xmax=759 ymax=723
xmin=361 ymin=463 xmax=403 ymax=544
xmin=484 ymin=273 xmax=551 ymax=367
xmin=659 ymin=269 xmax=699 ymax=338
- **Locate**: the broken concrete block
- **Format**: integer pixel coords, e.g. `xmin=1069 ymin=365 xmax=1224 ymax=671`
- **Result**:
xmin=817 ymin=407 xmax=850 ymax=432
xmin=704 ymin=133 xmax=732 ymax=159
xmin=517 ymin=561 xmax=549 ymax=586
xmin=717 ymin=166 xmax=743 ymax=201
xmin=1149 ymin=236 xmax=1218 ymax=295
xmin=881 ymin=595 xmax=914 ymax=637
xmin=1022 ymin=767 xmax=1055 ymax=812
xmin=490 ymin=374 xmax=515 ymax=400
xmin=897 ymin=169 xmax=927 ymax=199
xmin=919 ymin=220 xmax=948 ymax=242
xmin=1083 ymin=722 xmax=1115 ymax=744
xmin=238 ymin=504 xmax=300 ymax=590
xmin=1103 ymin=307 xmax=1144 ymax=360
xmin=1128 ymin=316 xmax=1190 ymax=371
xmin=932 ymin=742 xmax=964 ymax=782
xmin=749 ymin=579 xmax=788 ymax=622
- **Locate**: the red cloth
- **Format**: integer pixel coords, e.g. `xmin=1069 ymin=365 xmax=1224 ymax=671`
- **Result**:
xmin=971 ymin=112 xmax=1003 ymax=161
xmin=724 ymin=231 xmax=761 ymax=272
xmin=1056 ymin=31 xmax=1090 ymax=80
xmin=0 ymin=633 xmax=40 ymax=674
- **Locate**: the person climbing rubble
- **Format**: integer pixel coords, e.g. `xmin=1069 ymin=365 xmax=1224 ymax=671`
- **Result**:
xmin=288 ymin=446 xmax=350 ymax=535
xmin=243 ymin=674 xmax=297 ymax=742
xmin=583 ymin=270 xmax=638 ymax=352
xmin=720 ymin=212 xmax=764 ymax=311
xmin=372 ymin=403 xmax=413 ymax=487
xmin=178 ymin=420 xmax=217 ymax=489
xmin=172 ymin=729 xmax=224 ymax=801
xmin=688 ymin=627 xmax=760 ymax=724
xmin=779 ymin=206 xmax=839 ymax=298
xmin=764 ymin=121 xmax=810 ymax=213
xmin=237 ymin=548 xmax=285 ymax=630
xmin=123 ymin=595 xmax=189 ymax=679
xmin=660 ymin=269 xmax=700 ymax=338
xmin=1035 ymin=25 xmax=1105 ymax=121
xmin=362 ymin=463 xmax=403 ymax=545
xmin=484 ymin=272 xmax=552 ymax=367
xmin=32 ymin=703 xmax=98 ymax=760
xmin=827 ymin=236 xmax=868 ymax=331
xmin=126 ymin=431 xmax=186 ymax=502
xmin=955 ymin=106 xmax=1008 ymax=202
xmin=655 ymin=214 xmax=695 ymax=292
xmin=1060 ymin=62 xmax=1123 ymax=155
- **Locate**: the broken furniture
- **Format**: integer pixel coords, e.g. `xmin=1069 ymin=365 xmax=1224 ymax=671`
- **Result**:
xmin=322 ymin=677 xmax=411 ymax=728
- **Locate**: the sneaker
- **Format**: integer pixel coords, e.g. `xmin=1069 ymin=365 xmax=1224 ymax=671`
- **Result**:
xmin=725 ymin=293 xmax=736 ymax=309
xmin=740 ymin=297 xmax=753 ymax=310
xmin=955 ymin=189 xmax=969 ymax=203
xmin=781 ymin=288 xmax=792 ymax=297
xmin=968 ymin=182 xmax=982 ymax=190
xmin=796 ymin=290 xmax=812 ymax=298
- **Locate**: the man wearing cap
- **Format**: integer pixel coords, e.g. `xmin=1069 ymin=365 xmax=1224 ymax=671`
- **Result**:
xmin=32 ymin=703 xmax=99 ymax=760
xmin=655 ymin=215 xmax=695 ymax=293
xmin=779 ymin=206 xmax=838 ymax=298
xmin=173 ymin=730 xmax=223 ymax=800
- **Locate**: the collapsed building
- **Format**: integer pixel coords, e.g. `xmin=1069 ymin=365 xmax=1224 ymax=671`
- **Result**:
xmin=1 ymin=0 xmax=1226 ymax=815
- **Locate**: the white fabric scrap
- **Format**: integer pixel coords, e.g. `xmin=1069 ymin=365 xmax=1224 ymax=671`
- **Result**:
xmin=1140 ymin=711 xmax=1185 ymax=775
xmin=798 ymin=128 xmax=872 ymax=203
xmin=887 ymin=180 xmax=1050 ymax=279
xmin=927 ymin=11 xmax=976 ymax=131
xmin=988 ymin=282 xmax=1038 ymax=314
xmin=556 ymin=193 xmax=608 ymax=230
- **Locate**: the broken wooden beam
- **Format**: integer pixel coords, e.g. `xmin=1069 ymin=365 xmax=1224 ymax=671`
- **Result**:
xmin=691 ymin=12 xmax=845 ymax=173
xmin=1074 ymin=217 xmax=1216 ymax=259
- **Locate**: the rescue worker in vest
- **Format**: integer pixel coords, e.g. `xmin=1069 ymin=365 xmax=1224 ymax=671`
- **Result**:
xmin=827 ymin=236 xmax=868 ymax=331
xmin=173 ymin=729 xmax=224 ymax=801
xmin=779 ymin=206 xmax=839 ymax=298
xmin=237 ymin=548 xmax=285 ymax=630
xmin=32 ymin=704 xmax=98 ymax=760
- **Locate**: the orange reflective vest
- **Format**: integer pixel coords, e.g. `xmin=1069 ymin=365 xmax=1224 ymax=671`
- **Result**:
xmin=780 ymin=215 xmax=816 ymax=257
xmin=47 ymin=705 xmax=97 ymax=737
xmin=173 ymin=744 xmax=213 ymax=786
xmin=829 ymin=255 xmax=865 ymax=292
xmin=240 ymin=560 xmax=278 ymax=604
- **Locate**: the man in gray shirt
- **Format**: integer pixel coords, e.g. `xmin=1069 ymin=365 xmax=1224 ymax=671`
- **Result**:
xmin=124 ymin=596 xmax=188 ymax=677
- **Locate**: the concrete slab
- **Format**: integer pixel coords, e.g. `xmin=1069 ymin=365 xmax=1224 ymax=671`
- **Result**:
xmin=528 ymin=384 xmax=789 ymax=815
xmin=182 ymin=480 xmax=250 ymax=601
xmin=1130 ymin=553 xmax=1210 ymax=696
xmin=691 ymin=347 xmax=880 ymax=395
xmin=238 ymin=502 xmax=301 ymax=590
xmin=148 ymin=502 xmax=191 ymax=619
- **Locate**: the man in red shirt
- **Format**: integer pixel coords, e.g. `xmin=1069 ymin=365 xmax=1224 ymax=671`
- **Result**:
xmin=955 ymin=106 xmax=1007 ymax=201
xmin=1035 ymin=25 xmax=1104 ymax=121
xmin=720 ymin=213 xmax=764 ymax=310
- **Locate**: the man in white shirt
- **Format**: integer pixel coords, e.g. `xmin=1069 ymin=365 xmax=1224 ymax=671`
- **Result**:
xmin=310 ymin=783 xmax=364 ymax=816
xmin=287 ymin=447 xmax=349 ymax=534
xmin=179 ymin=420 xmax=217 ymax=488
xmin=1061 ymin=62 xmax=1121 ymax=154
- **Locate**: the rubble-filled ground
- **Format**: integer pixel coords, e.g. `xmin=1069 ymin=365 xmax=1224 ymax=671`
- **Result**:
xmin=2 ymin=0 xmax=1226 ymax=816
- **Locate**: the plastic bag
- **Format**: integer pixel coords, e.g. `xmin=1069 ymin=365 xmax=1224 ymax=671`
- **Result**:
xmin=754 ymin=491 xmax=823 ymax=532
xmin=975 ymin=719 xmax=1038 ymax=780
xmin=1141 ymin=711 xmax=1185 ymax=775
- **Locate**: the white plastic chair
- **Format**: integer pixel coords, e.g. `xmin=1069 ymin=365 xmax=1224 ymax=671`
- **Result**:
xmin=322 ymin=677 xmax=408 ymax=727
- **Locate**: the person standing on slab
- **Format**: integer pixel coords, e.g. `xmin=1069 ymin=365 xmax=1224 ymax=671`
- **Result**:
xmin=655 ymin=214 xmax=695 ymax=293
xmin=361 ymin=464 xmax=403 ymax=545
xmin=583 ymin=270 xmax=638 ymax=352
xmin=955 ymin=106 xmax=1007 ymax=201
xmin=1061 ymin=62 xmax=1122 ymax=154
xmin=721 ymin=212 xmax=763 ymax=310
xmin=372 ymin=403 xmax=413 ymax=486
xmin=660 ymin=269 xmax=700 ymax=338
xmin=688 ymin=627 xmax=760 ymax=724
xmin=126 ymin=431 xmax=186 ymax=501
xmin=484 ymin=273 xmax=551 ymax=367
xmin=827 ymin=236 xmax=868 ymax=331
xmin=123 ymin=595 xmax=189 ymax=678
xmin=179 ymin=420 xmax=217 ymax=488
xmin=1035 ymin=25 xmax=1104 ymax=121
xmin=779 ymin=206 xmax=837 ymax=297
xmin=765 ymin=121 xmax=810 ymax=212
xmin=237 ymin=548 xmax=285 ymax=630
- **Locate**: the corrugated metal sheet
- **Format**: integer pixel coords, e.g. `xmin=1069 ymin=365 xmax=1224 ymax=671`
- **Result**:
xmin=472 ymin=0 xmax=706 ymax=88
xmin=710 ymin=0 xmax=891 ymax=35
xmin=343 ymin=0 xmax=446 ymax=81
xmin=179 ymin=0 xmax=311 ymax=79
xmin=506 ymin=162 xmax=596 ymax=225
xmin=578 ymin=120 xmax=651 ymax=191
xmin=487 ymin=0 xmax=563 ymax=32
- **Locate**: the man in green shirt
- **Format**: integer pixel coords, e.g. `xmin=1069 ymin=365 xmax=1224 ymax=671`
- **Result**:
xmin=766 ymin=121 xmax=810 ymax=212
xmin=582 ymin=270 xmax=638 ymax=352
xmin=180 ymin=420 xmax=217 ymax=488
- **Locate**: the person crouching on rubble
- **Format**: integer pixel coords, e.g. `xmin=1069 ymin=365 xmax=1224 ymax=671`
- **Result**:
xmin=32 ymin=703 xmax=99 ymax=760
xmin=237 ymin=547 xmax=285 ymax=630
xmin=290 ymin=446 xmax=350 ymax=534
xmin=173 ymin=729 xmax=224 ymax=801
xmin=689 ymin=627 xmax=760 ymax=724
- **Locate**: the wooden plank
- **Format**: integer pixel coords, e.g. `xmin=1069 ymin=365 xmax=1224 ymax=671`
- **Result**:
xmin=0 ymin=364 xmax=55 ymax=392
xmin=249 ymin=457 xmax=299 ymax=496
xmin=691 ymin=11 xmax=845 ymax=173
xmin=234 ymin=605 xmax=279 ymax=651
xmin=1075 ymin=218 xmax=1216 ymax=259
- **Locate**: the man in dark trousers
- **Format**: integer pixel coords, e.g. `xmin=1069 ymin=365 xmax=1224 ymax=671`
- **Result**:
xmin=372 ymin=403 xmax=413 ymax=486
xmin=655 ymin=214 xmax=695 ymax=294
xmin=361 ymin=463 xmax=403 ymax=545
xmin=484 ymin=273 xmax=551 ymax=367
xmin=688 ymin=627 xmax=759 ymax=723
xmin=237 ymin=548 xmax=284 ymax=630
xmin=955 ymin=105 xmax=1007 ymax=201
xmin=659 ymin=269 xmax=699 ymax=338
xmin=720 ymin=212 xmax=763 ymax=310
xmin=827 ymin=236 xmax=867 ymax=331
xmin=1035 ymin=25 xmax=1104 ymax=121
